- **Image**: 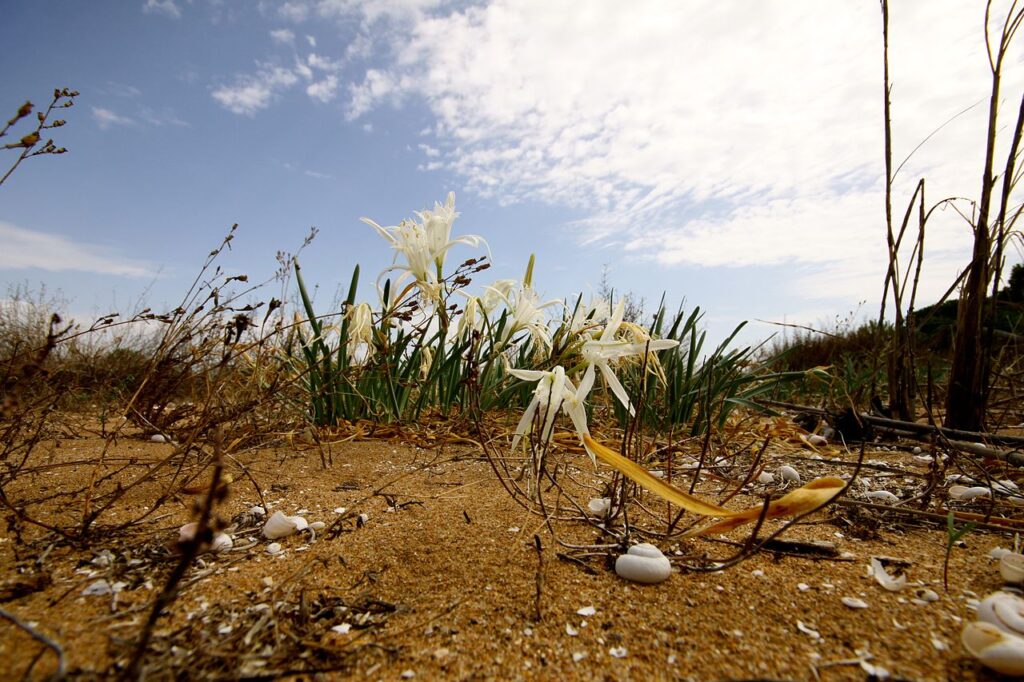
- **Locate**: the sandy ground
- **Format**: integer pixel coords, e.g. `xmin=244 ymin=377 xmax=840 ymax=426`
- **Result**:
xmin=0 ymin=422 xmax=1019 ymax=681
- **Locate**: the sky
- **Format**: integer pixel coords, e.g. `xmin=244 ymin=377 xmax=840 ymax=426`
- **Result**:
xmin=1 ymin=0 xmax=1022 ymax=347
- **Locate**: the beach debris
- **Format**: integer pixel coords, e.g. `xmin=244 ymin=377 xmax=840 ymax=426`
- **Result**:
xmin=609 ymin=646 xmax=627 ymax=658
xmin=961 ymin=621 xmax=1024 ymax=676
xmin=757 ymin=471 xmax=775 ymax=484
xmin=179 ymin=522 xmax=233 ymax=553
xmin=577 ymin=605 xmax=596 ymax=617
xmin=266 ymin=542 xmax=283 ymax=555
xmin=841 ymin=597 xmax=868 ymax=609
xmin=796 ymin=620 xmax=821 ymax=639
xmin=870 ymin=558 xmax=908 ymax=592
xmin=949 ymin=485 xmax=992 ymax=501
xmin=977 ymin=591 xmax=1024 ymax=636
xmin=262 ymin=511 xmax=308 ymax=539
xmin=779 ymin=465 xmax=801 ymax=485
xmin=587 ymin=498 xmax=611 ymax=516
xmin=865 ymin=490 xmax=899 ymax=504
xmin=999 ymin=552 xmax=1024 ymax=585
xmin=615 ymin=543 xmax=672 ymax=584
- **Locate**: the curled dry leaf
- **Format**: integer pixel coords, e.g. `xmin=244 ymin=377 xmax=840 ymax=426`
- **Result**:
xmin=582 ymin=436 xmax=845 ymax=538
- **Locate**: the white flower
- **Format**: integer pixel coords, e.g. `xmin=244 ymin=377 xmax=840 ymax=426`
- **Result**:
xmin=361 ymin=192 xmax=486 ymax=301
xmin=578 ymin=300 xmax=679 ymax=415
xmin=509 ymin=366 xmax=594 ymax=460
xmin=346 ymin=302 xmax=373 ymax=359
xmin=567 ymin=295 xmax=611 ymax=335
xmin=492 ymin=283 xmax=561 ymax=352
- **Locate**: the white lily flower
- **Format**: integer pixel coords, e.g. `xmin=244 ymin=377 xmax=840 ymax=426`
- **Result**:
xmin=493 ymin=283 xmax=561 ymax=352
xmin=578 ymin=301 xmax=679 ymax=415
xmin=480 ymin=279 xmax=517 ymax=313
xmin=455 ymin=294 xmax=480 ymax=341
xmin=415 ymin=192 xmax=488 ymax=273
xmin=361 ymin=192 xmax=487 ymax=302
xmin=567 ymin=295 xmax=612 ymax=336
xmin=346 ymin=302 xmax=374 ymax=362
xmin=509 ymin=366 xmax=594 ymax=460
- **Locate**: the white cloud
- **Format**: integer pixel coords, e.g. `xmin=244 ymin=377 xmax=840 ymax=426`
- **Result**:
xmin=142 ymin=0 xmax=181 ymax=18
xmin=418 ymin=143 xmax=440 ymax=157
xmin=92 ymin=107 xmax=136 ymax=130
xmin=270 ymin=28 xmax=295 ymax=44
xmin=306 ymin=34 xmax=317 ymax=47
xmin=346 ymin=69 xmax=403 ymax=120
xmin=304 ymin=169 xmax=333 ymax=179
xmin=0 ymin=222 xmax=154 ymax=277
xmin=307 ymin=52 xmax=342 ymax=71
xmin=362 ymin=122 xmax=374 ymax=133
xmin=344 ymin=0 xmax=1024 ymax=306
xmin=306 ymin=74 xmax=339 ymax=102
xmin=211 ymin=65 xmax=300 ymax=116
xmin=278 ymin=1 xmax=310 ymax=22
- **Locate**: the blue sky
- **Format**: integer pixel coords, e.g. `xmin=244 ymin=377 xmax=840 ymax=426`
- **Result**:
xmin=2 ymin=1 xmax=1021 ymax=346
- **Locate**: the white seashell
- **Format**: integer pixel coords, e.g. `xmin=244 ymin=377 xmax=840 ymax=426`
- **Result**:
xmin=615 ymin=543 xmax=672 ymax=584
xmin=210 ymin=532 xmax=233 ymax=553
xmin=333 ymin=507 xmax=347 ymax=515
xmin=912 ymin=446 xmax=923 ymax=455
xmin=995 ymin=479 xmax=1020 ymax=495
xmin=1000 ymin=553 xmax=1024 ymax=585
xmin=266 ymin=542 xmax=283 ymax=555
xmin=577 ymin=605 xmax=596 ymax=617
xmin=357 ymin=513 xmax=369 ymax=526
xmin=796 ymin=620 xmax=820 ymax=639
xmin=865 ymin=490 xmax=899 ymax=504
xmin=870 ymin=558 xmax=907 ymax=592
xmin=977 ymin=592 xmax=1024 ymax=635
xmin=179 ymin=523 xmax=232 ymax=553
xmin=779 ymin=465 xmax=801 ymax=485
xmin=587 ymin=498 xmax=611 ymax=516
xmin=915 ymin=588 xmax=940 ymax=603
xmin=331 ymin=623 xmax=351 ymax=634
xmin=806 ymin=434 xmax=827 ymax=446
xmin=608 ymin=646 xmax=628 ymax=658
xmin=310 ymin=521 xmax=326 ymax=531
xmin=262 ymin=511 xmax=308 ymax=539
xmin=842 ymin=597 xmax=868 ymax=609
xmin=991 ymin=547 xmax=1013 ymax=560
xmin=150 ymin=434 xmax=168 ymax=443
xmin=757 ymin=471 xmax=775 ymax=484
xmin=949 ymin=485 xmax=992 ymax=501
xmin=565 ymin=623 xmax=579 ymax=636
xmin=961 ymin=621 xmax=1024 ymax=676
xmin=249 ymin=505 xmax=266 ymax=516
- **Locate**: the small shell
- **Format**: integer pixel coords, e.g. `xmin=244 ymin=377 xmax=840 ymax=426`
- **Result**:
xmin=310 ymin=521 xmax=326 ymax=531
xmin=990 ymin=547 xmax=1012 ymax=560
xmin=179 ymin=523 xmax=232 ymax=553
xmin=266 ymin=542 xmax=283 ymax=555
xmin=841 ymin=597 xmax=868 ymax=609
xmin=995 ymin=479 xmax=1020 ymax=495
xmin=262 ymin=511 xmax=309 ymax=539
xmin=961 ymin=621 xmax=1024 ymax=676
xmin=949 ymin=485 xmax=992 ymax=501
xmin=870 ymin=558 xmax=908 ymax=592
xmin=757 ymin=471 xmax=775 ymax=484
xmin=577 ymin=605 xmax=596 ymax=617
xmin=150 ymin=434 xmax=168 ymax=443
xmin=806 ymin=434 xmax=827 ymax=446
xmin=865 ymin=490 xmax=900 ymax=504
xmin=587 ymin=498 xmax=611 ymax=516
xmin=779 ymin=465 xmax=801 ymax=485
xmin=977 ymin=592 xmax=1024 ymax=636
xmin=210 ymin=532 xmax=233 ymax=553
xmin=1000 ymin=553 xmax=1024 ymax=585
xmin=615 ymin=543 xmax=671 ymax=584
